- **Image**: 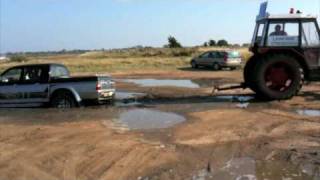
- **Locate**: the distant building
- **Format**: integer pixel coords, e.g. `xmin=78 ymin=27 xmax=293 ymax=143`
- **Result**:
xmin=0 ymin=56 xmax=7 ymax=61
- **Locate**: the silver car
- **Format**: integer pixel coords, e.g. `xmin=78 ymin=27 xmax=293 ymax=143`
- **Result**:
xmin=191 ymin=51 xmax=242 ymax=70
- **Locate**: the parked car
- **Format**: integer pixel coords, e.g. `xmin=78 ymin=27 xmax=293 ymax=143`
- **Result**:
xmin=191 ymin=51 xmax=242 ymax=70
xmin=0 ymin=64 xmax=115 ymax=108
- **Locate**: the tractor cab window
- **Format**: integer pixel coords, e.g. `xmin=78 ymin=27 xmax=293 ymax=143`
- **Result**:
xmin=267 ymin=22 xmax=299 ymax=47
xmin=302 ymin=22 xmax=320 ymax=47
xmin=252 ymin=23 xmax=265 ymax=46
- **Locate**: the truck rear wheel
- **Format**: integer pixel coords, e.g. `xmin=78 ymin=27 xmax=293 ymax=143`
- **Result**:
xmin=51 ymin=91 xmax=77 ymax=109
xmin=252 ymin=54 xmax=304 ymax=100
xmin=213 ymin=63 xmax=221 ymax=71
xmin=191 ymin=61 xmax=198 ymax=69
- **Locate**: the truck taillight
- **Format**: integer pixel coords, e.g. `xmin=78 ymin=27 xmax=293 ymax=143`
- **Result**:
xmin=224 ymin=53 xmax=228 ymax=62
xmin=96 ymin=83 xmax=102 ymax=91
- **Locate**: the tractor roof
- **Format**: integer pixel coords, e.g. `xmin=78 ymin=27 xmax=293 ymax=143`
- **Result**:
xmin=257 ymin=14 xmax=317 ymax=21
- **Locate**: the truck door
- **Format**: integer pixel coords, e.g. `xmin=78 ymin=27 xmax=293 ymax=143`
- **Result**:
xmin=301 ymin=21 xmax=320 ymax=69
xmin=18 ymin=66 xmax=50 ymax=104
xmin=0 ymin=67 xmax=23 ymax=104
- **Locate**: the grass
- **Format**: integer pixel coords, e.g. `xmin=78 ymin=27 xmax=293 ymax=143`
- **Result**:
xmin=0 ymin=47 xmax=252 ymax=74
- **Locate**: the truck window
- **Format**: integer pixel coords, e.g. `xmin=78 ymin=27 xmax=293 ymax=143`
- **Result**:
xmin=50 ymin=65 xmax=70 ymax=78
xmin=1 ymin=68 xmax=22 ymax=83
xmin=302 ymin=22 xmax=320 ymax=47
xmin=22 ymin=67 xmax=44 ymax=83
xmin=201 ymin=53 xmax=210 ymax=58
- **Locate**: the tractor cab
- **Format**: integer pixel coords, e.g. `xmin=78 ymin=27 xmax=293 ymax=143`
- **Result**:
xmin=251 ymin=14 xmax=320 ymax=51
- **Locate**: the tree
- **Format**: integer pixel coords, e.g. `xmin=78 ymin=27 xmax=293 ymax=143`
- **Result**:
xmin=167 ymin=36 xmax=182 ymax=48
xmin=203 ymin=42 xmax=208 ymax=47
xmin=208 ymin=40 xmax=216 ymax=46
xmin=217 ymin=39 xmax=229 ymax=46
xmin=242 ymin=43 xmax=250 ymax=47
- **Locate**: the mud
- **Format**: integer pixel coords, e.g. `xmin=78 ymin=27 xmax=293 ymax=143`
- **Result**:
xmin=0 ymin=70 xmax=320 ymax=180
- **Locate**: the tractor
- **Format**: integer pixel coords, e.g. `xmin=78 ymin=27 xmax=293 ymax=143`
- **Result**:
xmin=218 ymin=6 xmax=320 ymax=100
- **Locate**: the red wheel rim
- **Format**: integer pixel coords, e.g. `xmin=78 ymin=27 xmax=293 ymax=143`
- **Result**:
xmin=264 ymin=62 xmax=294 ymax=92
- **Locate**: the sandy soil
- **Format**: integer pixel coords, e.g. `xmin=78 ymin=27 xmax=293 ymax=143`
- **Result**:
xmin=0 ymin=69 xmax=319 ymax=180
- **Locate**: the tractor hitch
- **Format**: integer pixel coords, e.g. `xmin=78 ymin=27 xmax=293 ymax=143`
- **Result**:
xmin=212 ymin=83 xmax=247 ymax=94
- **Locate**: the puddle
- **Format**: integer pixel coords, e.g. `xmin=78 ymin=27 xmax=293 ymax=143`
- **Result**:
xmin=236 ymin=103 xmax=250 ymax=109
xmin=120 ymin=79 xmax=200 ymax=88
xmin=204 ymin=157 xmax=316 ymax=180
xmin=215 ymin=96 xmax=255 ymax=102
xmin=118 ymin=109 xmax=186 ymax=130
xmin=192 ymin=169 xmax=212 ymax=180
xmin=296 ymin=109 xmax=320 ymax=117
xmin=115 ymin=91 xmax=146 ymax=100
xmin=222 ymin=157 xmax=257 ymax=179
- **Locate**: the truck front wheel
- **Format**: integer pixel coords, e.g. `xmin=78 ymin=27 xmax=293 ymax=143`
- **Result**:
xmin=51 ymin=91 xmax=77 ymax=109
xmin=252 ymin=54 xmax=304 ymax=100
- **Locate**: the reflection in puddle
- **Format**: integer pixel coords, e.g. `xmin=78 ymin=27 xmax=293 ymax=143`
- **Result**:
xmin=115 ymin=91 xmax=146 ymax=100
xmin=204 ymin=157 xmax=316 ymax=180
xmin=215 ymin=96 xmax=255 ymax=102
xmin=236 ymin=103 xmax=250 ymax=109
xmin=222 ymin=157 xmax=257 ymax=180
xmin=118 ymin=109 xmax=186 ymax=130
xmin=296 ymin=109 xmax=320 ymax=117
xmin=115 ymin=101 xmax=143 ymax=107
xmin=120 ymin=79 xmax=200 ymax=88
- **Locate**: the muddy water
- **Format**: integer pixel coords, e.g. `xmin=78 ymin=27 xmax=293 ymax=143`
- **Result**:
xmin=191 ymin=154 xmax=319 ymax=180
xmin=120 ymin=79 xmax=201 ymax=88
xmin=115 ymin=91 xmax=147 ymax=100
xmin=118 ymin=78 xmax=233 ymax=89
xmin=296 ymin=109 xmax=320 ymax=117
xmin=0 ymin=94 xmax=261 ymax=127
xmin=119 ymin=109 xmax=186 ymax=130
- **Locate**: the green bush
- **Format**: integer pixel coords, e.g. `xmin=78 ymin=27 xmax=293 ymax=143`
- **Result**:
xmin=217 ymin=39 xmax=229 ymax=46
xmin=9 ymin=55 xmax=29 ymax=62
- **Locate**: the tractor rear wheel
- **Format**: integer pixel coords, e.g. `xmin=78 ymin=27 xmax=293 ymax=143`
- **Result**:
xmin=244 ymin=56 xmax=259 ymax=92
xmin=252 ymin=54 xmax=304 ymax=100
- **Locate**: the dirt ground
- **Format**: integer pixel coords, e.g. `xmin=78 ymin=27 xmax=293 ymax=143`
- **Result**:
xmin=0 ymin=69 xmax=319 ymax=180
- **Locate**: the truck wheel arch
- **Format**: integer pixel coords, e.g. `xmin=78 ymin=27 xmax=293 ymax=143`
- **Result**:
xmin=50 ymin=88 xmax=81 ymax=105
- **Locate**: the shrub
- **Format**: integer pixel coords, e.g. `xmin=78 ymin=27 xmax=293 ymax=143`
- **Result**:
xmin=217 ymin=39 xmax=229 ymax=46
xmin=9 ymin=55 xmax=29 ymax=62
xmin=208 ymin=40 xmax=216 ymax=46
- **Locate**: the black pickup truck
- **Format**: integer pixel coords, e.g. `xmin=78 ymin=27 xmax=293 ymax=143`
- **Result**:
xmin=0 ymin=63 xmax=115 ymax=108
